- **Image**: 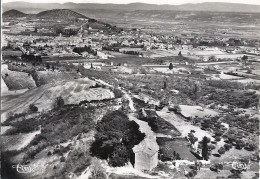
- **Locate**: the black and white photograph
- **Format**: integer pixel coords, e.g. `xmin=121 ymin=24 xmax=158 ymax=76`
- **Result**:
xmin=1 ymin=0 xmax=260 ymax=178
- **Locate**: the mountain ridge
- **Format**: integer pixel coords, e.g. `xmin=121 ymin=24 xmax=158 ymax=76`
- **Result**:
xmin=2 ymin=8 xmax=89 ymax=19
xmin=3 ymin=1 xmax=260 ymax=13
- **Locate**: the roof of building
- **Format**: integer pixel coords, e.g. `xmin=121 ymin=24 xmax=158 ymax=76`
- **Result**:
xmin=133 ymin=136 xmax=159 ymax=156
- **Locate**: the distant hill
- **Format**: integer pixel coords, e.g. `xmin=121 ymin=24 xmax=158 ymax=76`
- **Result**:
xmin=3 ymin=2 xmax=260 ymax=13
xmin=36 ymin=9 xmax=87 ymax=19
xmin=3 ymin=9 xmax=27 ymax=18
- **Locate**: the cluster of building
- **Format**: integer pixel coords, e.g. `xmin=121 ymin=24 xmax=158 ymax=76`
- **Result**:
xmin=2 ymin=17 xmax=260 ymax=63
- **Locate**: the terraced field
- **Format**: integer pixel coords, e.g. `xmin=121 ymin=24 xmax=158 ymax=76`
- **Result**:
xmin=1 ymin=78 xmax=115 ymax=122
xmin=35 ymin=71 xmax=80 ymax=86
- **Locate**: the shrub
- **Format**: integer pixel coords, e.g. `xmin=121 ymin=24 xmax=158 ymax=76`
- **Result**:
xmin=174 ymin=105 xmax=181 ymax=113
xmin=113 ymin=88 xmax=123 ymax=98
xmin=169 ymin=63 xmax=173 ymax=70
xmin=60 ymin=156 xmax=65 ymax=162
xmin=6 ymin=111 xmax=14 ymax=120
xmin=209 ymin=144 xmax=216 ymax=150
xmin=91 ymin=158 xmax=106 ymax=179
xmin=218 ymin=147 xmax=226 ymax=155
xmin=244 ymin=143 xmax=257 ymax=151
xmin=53 ymin=96 xmax=64 ymax=109
xmin=29 ymin=104 xmax=38 ymax=112
xmin=187 ymin=169 xmax=197 ymax=178
xmin=224 ymin=144 xmax=232 ymax=151
xmin=215 ymin=137 xmax=221 ymax=142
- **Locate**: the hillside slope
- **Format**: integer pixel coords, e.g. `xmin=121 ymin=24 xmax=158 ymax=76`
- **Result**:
xmin=3 ymin=9 xmax=27 ymax=18
xmin=36 ymin=9 xmax=87 ymax=19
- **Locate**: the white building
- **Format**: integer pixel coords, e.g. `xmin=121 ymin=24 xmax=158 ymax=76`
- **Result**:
xmin=133 ymin=136 xmax=159 ymax=171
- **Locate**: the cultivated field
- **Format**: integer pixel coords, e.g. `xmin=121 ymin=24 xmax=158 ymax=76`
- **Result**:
xmin=179 ymin=105 xmax=219 ymax=118
xmin=2 ymin=130 xmax=40 ymax=152
xmin=1 ymin=78 xmax=114 ymax=122
xmin=35 ymin=70 xmax=80 ymax=86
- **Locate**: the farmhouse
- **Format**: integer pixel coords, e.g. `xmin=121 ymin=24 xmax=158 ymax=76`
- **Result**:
xmin=133 ymin=137 xmax=159 ymax=171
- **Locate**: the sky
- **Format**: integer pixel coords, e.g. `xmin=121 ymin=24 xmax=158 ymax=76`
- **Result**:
xmin=2 ymin=0 xmax=260 ymax=5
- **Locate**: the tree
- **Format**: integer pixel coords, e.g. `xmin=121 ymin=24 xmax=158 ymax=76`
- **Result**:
xmin=202 ymin=136 xmax=209 ymax=160
xmin=218 ymin=147 xmax=226 ymax=155
xmin=91 ymin=158 xmax=106 ymax=179
xmin=113 ymin=88 xmax=123 ymax=98
xmin=29 ymin=103 xmax=38 ymax=112
xmin=60 ymin=156 xmax=65 ymax=162
xmin=247 ymin=69 xmax=252 ymax=74
xmin=53 ymin=96 xmax=64 ymax=109
xmin=224 ymin=143 xmax=232 ymax=151
xmin=90 ymin=111 xmax=145 ymax=167
xmin=244 ymin=98 xmax=251 ymax=108
xmin=242 ymin=55 xmax=248 ymax=65
xmin=209 ymin=55 xmax=216 ymax=61
xmin=169 ymin=63 xmax=173 ymax=70
xmin=174 ymin=105 xmax=181 ymax=113
xmin=242 ymin=55 xmax=248 ymax=61
xmin=163 ymin=81 xmax=167 ymax=89
xmin=176 ymin=153 xmax=181 ymax=160
xmin=46 ymin=63 xmax=50 ymax=70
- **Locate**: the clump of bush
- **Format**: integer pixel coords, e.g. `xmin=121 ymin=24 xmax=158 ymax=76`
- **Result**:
xmin=90 ymin=110 xmax=145 ymax=167
xmin=60 ymin=156 xmax=66 ymax=162
xmin=113 ymin=88 xmax=123 ymax=98
xmin=187 ymin=132 xmax=198 ymax=145
xmin=53 ymin=96 xmax=64 ymax=109
xmin=218 ymin=147 xmax=226 ymax=155
xmin=210 ymin=163 xmax=223 ymax=172
xmin=29 ymin=103 xmax=38 ymax=112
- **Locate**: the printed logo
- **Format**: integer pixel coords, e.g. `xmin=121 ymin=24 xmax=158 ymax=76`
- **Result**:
xmin=12 ymin=163 xmax=36 ymax=173
xmin=232 ymin=160 xmax=250 ymax=170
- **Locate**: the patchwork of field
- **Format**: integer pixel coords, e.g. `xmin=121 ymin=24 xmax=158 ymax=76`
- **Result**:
xmin=157 ymin=138 xmax=198 ymax=161
xmin=1 ymin=78 xmax=115 ymax=122
xmin=157 ymin=108 xmax=214 ymax=148
xmin=179 ymin=105 xmax=219 ymax=118
xmin=2 ymin=50 xmax=23 ymax=56
xmin=35 ymin=70 xmax=80 ymax=86
xmin=145 ymin=49 xmax=247 ymax=59
xmin=209 ymin=73 xmax=242 ymax=80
